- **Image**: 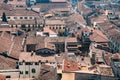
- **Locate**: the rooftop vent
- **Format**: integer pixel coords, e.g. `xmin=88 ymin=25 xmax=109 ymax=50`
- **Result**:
xmin=31 ymin=51 xmax=34 ymax=56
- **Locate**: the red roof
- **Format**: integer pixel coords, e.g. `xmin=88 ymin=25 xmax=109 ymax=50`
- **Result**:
xmin=90 ymin=29 xmax=110 ymax=43
xmin=0 ymin=74 xmax=6 ymax=80
xmin=43 ymin=27 xmax=57 ymax=35
xmin=63 ymin=59 xmax=80 ymax=72
xmin=75 ymin=27 xmax=110 ymax=43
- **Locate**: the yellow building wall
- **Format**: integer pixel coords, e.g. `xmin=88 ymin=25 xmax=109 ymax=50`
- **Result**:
xmin=62 ymin=73 xmax=75 ymax=80
xmin=57 ymin=69 xmax=62 ymax=74
xmin=81 ymin=66 xmax=88 ymax=71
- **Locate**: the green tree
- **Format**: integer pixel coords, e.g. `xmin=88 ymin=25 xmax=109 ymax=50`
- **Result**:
xmin=2 ymin=12 xmax=7 ymax=22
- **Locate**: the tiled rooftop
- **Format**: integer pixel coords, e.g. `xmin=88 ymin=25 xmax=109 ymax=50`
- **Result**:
xmin=39 ymin=64 xmax=55 ymax=80
xmin=45 ymin=37 xmax=78 ymax=43
xmin=0 ymin=30 xmax=24 ymax=60
xmin=32 ymin=2 xmax=68 ymax=12
xmin=19 ymin=52 xmax=56 ymax=62
xmin=10 ymin=35 xmax=24 ymax=59
xmin=0 ymin=3 xmax=13 ymax=10
xmin=99 ymin=65 xmax=114 ymax=77
xmin=66 ymin=13 xmax=86 ymax=25
xmin=0 ymin=9 xmax=39 ymax=16
xmin=98 ymin=21 xmax=120 ymax=44
xmin=0 ymin=32 xmax=12 ymax=52
xmin=63 ymin=59 xmax=80 ymax=72
xmin=90 ymin=29 xmax=110 ymax=43
xmin=43 ymin=27 xmax=57 ymax=35
xmin=0 ymin=55 xmax=17 ymax=69
xmin=91 ymin=14 xmax=108 ymax=23
xmin=46 ymin=19 xmax=65 ymax=25
xmin=9 ymin=78 xmax=35 ymax=80
xmin=0 ymin=74 xmax=6 ymax=80
xmin=75 ymin=27 xmax=110 ymax=43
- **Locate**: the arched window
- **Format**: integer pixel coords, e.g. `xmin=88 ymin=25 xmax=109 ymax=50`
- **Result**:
xmin=31 ymin=68 xmax=36 ymax=73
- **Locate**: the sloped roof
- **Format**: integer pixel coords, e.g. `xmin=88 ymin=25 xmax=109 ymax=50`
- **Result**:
xmin=75 ymin=27 xmax=110 ymax=43
xmin=63 ymin=59 xmax=80 ymax=72
xmin=99 ymin=65 xmax=114 ymax=77
xmin=90 ymin=30 xmax=110 ymax=43
xmin=46 ymin=19 xmax=65 ymax=25
xmin=45 ymin=37 xmax=77 ymax=43
xmin=0 ymin=9 xmax=39 ymax=16
xmin=39 ymin=64 xmax=55 ymax=80
xmin=0 ymin=33 xmax=12 ymax=52
xmin=19 ymin=52 xmax=55 ymax=62
xmin=0 ymin=74 xmax=6 ymax=80
xmin=67 ymin=13 xmax=86 ymax=25
xmin=0 ymin=55 xmax=16 ymax=69
xmin=44 ymin=27 xmax=57 ymax=35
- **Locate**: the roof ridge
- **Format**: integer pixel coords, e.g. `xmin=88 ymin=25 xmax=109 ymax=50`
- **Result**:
xmin=95 ymin=30 xmax=109 ymax=41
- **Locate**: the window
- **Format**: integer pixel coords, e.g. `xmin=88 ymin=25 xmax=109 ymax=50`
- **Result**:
xmin=25 ymin=62 xmax=30 ymax=65
xmin=6 ymin=76 xmax=11 ymax=78
xmin=35 ymin=62 xmax=39 ymax=65
xmin=20 ymin=17 xmax=23 ymax=19
xmin=19 ymin=5 xmax=23 ymax=8
xmin=24 ymin=17 xmax=27 ymax=19
xmin=56 ymin=27 xmax=58 ymax=29
xmin=25 ymin=71 xmax=28 ymax=74
xmin=29 ymin=17 xmax=33 ymax=19
xmin=19 ymin=62 xmax=23 ymax=65
xmin=31 ymin=68 xmax=36 ymax=73
xmin=20 ymin=71 xmax=23 ymax=74
xmin=14 ymin=17 xmax=17 ymax=19
xmin=7 ymin=17 xmax=10 ymax=19
xmin=59 ymin=27 xmax=61 ymax=29
xmin=53 ymin=27 xmax=54 ymax=29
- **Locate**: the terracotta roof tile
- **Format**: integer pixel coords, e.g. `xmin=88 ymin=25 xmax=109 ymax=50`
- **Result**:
xmin=63 ymin=59 xmax=80 ymax=72
xmin=45 ymin=37 xmax=77 ymax=43
xmin=99 ymin=65 xmax=114 ymax=77
xmin=19 ymin=52 xmax=56 ymax=62
xmin=75 ymin=27 xmax=110 ymax=43
xmin=67 ymin=13 xmax=86 ymax=25
xmin=90 ymin=29 xmax=110 ymax=43
xmin=112 ymin=53 xmax=120 ymax=59
xmin=10 ymin=35 xmax=24 ymax=59
xmin=0 ymin=55 xmax=16 ymax=69
xmin=0 ymin=36 xmax=12 ymax=52
xmin=103 ymin=53 xmax=112 ymax=65
xmin=0 ymin=74 xmax=6 ymax=80
xmin=46 ymin=19 xmax=65 ymax=25
xmin=39 ymin=64 xmax=55 ymax=80
xmin=44 ymin=27 xmax=57 ymax=35
xmin=0 ymin=9 xmax=39 ymax=16
xmin=91 ymin=14 xmax=108 ymax=23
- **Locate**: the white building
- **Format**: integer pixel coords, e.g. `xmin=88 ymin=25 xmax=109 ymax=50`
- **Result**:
xmin=18 ymin=52 xmax=56 ymax=78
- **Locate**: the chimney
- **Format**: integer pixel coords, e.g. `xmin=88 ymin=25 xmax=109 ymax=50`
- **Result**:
xmin=90 ymin=30 xmax=93 ymax=35
xmin=65 ymin=39 xmax=68 ymax=53
xmin=31 ymin=51 xmax=34 ymax=56
xmin=105 ymin=10 xmax=108 ymax=16
xmin=67 ymin=62 xmax=70 ymax=68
